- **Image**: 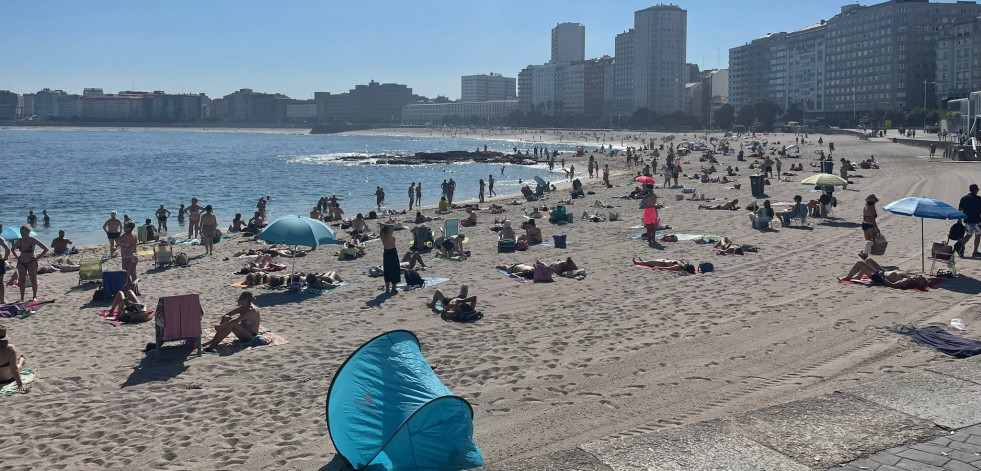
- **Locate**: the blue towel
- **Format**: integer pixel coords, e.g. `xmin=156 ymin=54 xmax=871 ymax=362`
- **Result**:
xmin=102 ymin=271 xmax=127 ymax=298
xmin=397 ymin=277 xmax=450 ymax=291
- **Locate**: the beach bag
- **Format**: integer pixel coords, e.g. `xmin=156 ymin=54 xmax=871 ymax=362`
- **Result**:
xmin=552 ymin=235 xmax=567 ymax=249
xmin=871 ymin=233 xmax=888 ymax=256
xmin=515 ymin=240 xmax=529 ymax=251
xmin=932 ymin=242 xmax=954 ymax=260
xmin=92 ymin=285 xmax=107 ymax=302
xmin=697 ymin=262 xmax=714 ymax=273
xmin=533 ymin=264 xmax=553 ymax=282
xmin=404 ymin=269 xmax=424 ymax=287
xmin=175 ymin=252 xmax=189 ymax=266
xmin=368 ymin=266 xmax=383 ymax=277
xmin=950 ymin=221 xmax=967 ymax=241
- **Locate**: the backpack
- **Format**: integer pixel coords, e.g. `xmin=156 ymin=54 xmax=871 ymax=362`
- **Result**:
xmin=92 ymin=284 xmax=107 ymax=302
xmin=404 ymin=269 xmax=424 ymax=287
xmin=175 ymin=252 xmax=188 ymax=266
xmin=950 ymin=221 xmax=967 ymax=241
xmin=698 ymin=262 xmax=714 ymax=273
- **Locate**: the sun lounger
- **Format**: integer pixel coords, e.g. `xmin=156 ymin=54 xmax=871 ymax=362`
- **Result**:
xmin=154 ymin=294 xmax=203 ymax=358
xmin=78 ymin=258 xmax=104 ymax=285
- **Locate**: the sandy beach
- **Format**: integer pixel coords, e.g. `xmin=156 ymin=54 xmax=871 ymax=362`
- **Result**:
xmin=3 ymin=128 xmax=978 ymax=470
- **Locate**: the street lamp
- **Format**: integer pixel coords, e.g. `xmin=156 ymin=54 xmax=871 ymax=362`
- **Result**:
xmin=923 ymin=79 xmax=936 ymax=128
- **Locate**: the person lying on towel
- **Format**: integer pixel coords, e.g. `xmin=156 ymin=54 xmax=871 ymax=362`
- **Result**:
xmin=633 ymin=258 xmax=696 ymax=274
xmin=699 ymin=199 xmax=739 ymax=210
xmin=426 ymin=285 xmax=477 ymax=316
xmin=839 ymin=258 xmax=929 ymax=290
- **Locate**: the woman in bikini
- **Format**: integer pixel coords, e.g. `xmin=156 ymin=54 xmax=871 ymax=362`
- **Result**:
xmin=184 ymin=198 xmax=204 ymax=239
xmin=11 ymin=226 xmax=48 ymax=302
xmin=202 ymin=291 xmax=261 ymax=352
xmin=200 ymin=205 xmax=218 ymax=256
xmin=0 ymin=326 xmax=28 ymax=393
xmin=860 ymin=194 xmax=879 ymax=259
xmin=117 ymin=222 xmax=138 ymax=282
xmin=632 ymin=257 xmax=696 ymax=274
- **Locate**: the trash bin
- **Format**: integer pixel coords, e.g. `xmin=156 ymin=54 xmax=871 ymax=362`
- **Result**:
xmin=750 ymin=175 xmax=765 ymax=197
xmin=820 ymin=161 xmax=834 ymax=174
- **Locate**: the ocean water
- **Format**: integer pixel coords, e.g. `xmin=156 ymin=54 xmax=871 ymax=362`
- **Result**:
xmin=0 ymin=129 xmax=578 ymax=246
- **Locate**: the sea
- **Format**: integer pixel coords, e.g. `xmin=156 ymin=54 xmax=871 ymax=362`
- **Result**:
xmin=0 ymin=128 xmax=580 ymax=246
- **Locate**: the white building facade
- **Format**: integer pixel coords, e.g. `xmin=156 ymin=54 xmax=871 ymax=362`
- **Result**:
xmin=402 ymin=100 xmax=518 ymax=125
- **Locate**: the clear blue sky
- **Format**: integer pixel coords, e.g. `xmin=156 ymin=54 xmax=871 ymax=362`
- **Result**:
xmin=4 ymin=1 xmax=846 ymax=99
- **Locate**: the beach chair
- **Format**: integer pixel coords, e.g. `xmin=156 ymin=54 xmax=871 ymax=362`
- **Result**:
xmin=444 ymin=219 xmax=460 ymax=238
xmin=787 ymin=203 xmax=808 ymax=227
xmin=154 ymin=294 xmax=203 ymax=358
xmin=136 ymin=225 xmax=148 ymax=244
xmin=102 ymin=271 xmax=128 ymax=299
xmin=154 ymin=243 xmax=174 ymax=268
xmin=929 ymin=241 xmax=957 ymax=276
xmin=78 ymin=258 xmax=104 ymax=285
xmin=498 ymin=238 xmax=516 ymax=253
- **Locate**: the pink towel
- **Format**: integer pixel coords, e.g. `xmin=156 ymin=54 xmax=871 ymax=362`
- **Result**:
xmin=643 ymin=207 xmax=659 ymax=226
xmin=162 ymin=294 xmax=202 ymax=341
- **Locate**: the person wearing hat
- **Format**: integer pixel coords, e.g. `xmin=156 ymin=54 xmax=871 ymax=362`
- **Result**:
xmin=0 ymin=326 xmax=28 ymax=392
xmin=958 ymin=184 xmax=981 ymax=258
xmin=499 ymin=221 xmax=516 ymax=240
xmin=860 ymin=194 xmax=880 ymax=259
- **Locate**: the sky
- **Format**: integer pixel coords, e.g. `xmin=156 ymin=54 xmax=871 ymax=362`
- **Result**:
xmin=4 ymin=1 xmax=848 ymax=100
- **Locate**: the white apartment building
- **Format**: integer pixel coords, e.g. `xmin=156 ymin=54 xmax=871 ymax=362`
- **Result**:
xmin=461 ymin=73 xmax=516 ymax=102
xmin=286 ymin=101 xmax=317 ymax=120
xmin=401 ymin=100 xmax=518 ymax=126
xmin=551 ymin=22 xmax=585 ymax=64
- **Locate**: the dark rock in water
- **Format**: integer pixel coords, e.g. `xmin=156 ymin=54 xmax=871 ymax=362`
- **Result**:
xmin=338 ymin=150 xmax=543 ymax=166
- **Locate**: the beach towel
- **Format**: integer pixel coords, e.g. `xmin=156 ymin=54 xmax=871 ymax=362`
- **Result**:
xmin=0 ymin=367 xmax=38 ymax=396
xmin=0 ymin=300 xmax=55 ymax=318
xmin=397 ymin=277 xmax=450 ymax=292
xmin=643 ymin=207 xmax=659 ymax=226
xmin=634 ymin=264 xmax=694 ymax=275
xmin=894 ymin=326 xmax=981 ymax=358
xmin=229 ymin=281 xmax=268 ymax=289
xmin=436 ymin=254 xmax=465 ymax=262
xmin=201 ymin=328 xmax=287 ymax=353
xmin=161 ymin=294 xmax=203 ymax=342
xmin=838 ymin=276 xmax=943 ymax=292
xmin=300 ymin=281 xmax=351 ymax=295
xmin=99 ymin=309 xmax=155 ymax=326
xmin=498 ymin=269 xmax=530 ymax=283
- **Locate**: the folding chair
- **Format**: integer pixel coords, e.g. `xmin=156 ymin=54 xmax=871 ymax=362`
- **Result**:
xmin=102 ymin=271 xmax=128 ymax=299
xmin=444 ymin=219 xmax=460 ymax=238
xmin=78 ymin=258 xmax=104 ymax=285
xmin=929 ymin=241 xmax=957 ymax=276
xmin=154 ymin=243 xmax=174 ymax=268
xmin=155 ymin=294 xmax=203 ymax=358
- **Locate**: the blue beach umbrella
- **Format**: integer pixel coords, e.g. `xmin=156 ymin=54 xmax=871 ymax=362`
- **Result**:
xmin=258 ymin=215 xmax=337 ymax=275
xmin=883 ymin=197 xmax=965 ymax=272
xmin=1 ymin=226 xmax=37 ymax=241
xmin=534 ymin=176 xmax=546 ymax=187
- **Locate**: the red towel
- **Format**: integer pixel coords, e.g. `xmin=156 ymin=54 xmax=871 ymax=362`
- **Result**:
xmin=643 ymin=207 xmax=659 ymax=226
xmin=162 ymin=294 xmax=202 ymax=341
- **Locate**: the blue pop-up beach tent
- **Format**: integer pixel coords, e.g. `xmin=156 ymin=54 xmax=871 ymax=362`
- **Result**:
xmin=326 ymin=330 xmax=484 ymax=471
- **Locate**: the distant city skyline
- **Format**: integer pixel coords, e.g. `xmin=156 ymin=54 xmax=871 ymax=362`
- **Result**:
xmin=5 ymin=1 xmax=857 ymax=99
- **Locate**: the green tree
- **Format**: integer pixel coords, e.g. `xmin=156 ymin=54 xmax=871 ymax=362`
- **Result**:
xmin=629 ymin=107 xmax=653 ymax=129
xmin=754 ymin=101 xmax=782 ymax=129
xmin=713 ymin=104 xmax=735 ymax=129
xmin=783 ymin=103 xmax=803 ymax=123
xmin=736 ymin=104 xmax=756 ymax=127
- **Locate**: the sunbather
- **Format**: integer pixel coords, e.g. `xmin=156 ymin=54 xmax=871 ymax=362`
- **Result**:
xmin=305 ymin=272 xmax=343 ymax=290
xmin=632 ymin=257 xmax=696 ymax=274
xmin=239 ymin=254 xmax=276 ymax=273
xmin=524 ymin=207 xmax=543 ymax=219
xmin=414 ymin=211 xmax=434 ymax=223
xmin=699 ymin=199 xmax=739 ymax=210
xmin=581 ymin=210 xmax=605 ymax=222
xmin=0 ymin=326 xmax=28 ymax=393
xmin=839 ymin=258 xmax=930 ymax=290
xmin=202 ymin=291 xmax=261 ymax=352
xmin=107 ymin=289 xmax=149 ymax=322
xmin=496 ymin=263 xmax=536 ymax=278
xmin=518 ymin=219 xmax=543 ymax=245
xmin=551 ymin=257 xmax=578 ymax=273
xmin=401 ymin=251 xmax=428 ymax=270
xmin=435 ymin=234 xmax=466 ymax=259
xmin=426 ymin=285 xmax=476 ymax=316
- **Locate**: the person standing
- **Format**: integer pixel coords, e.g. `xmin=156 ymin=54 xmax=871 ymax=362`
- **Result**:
xmin=0 ymin=226 xmax=9 ymax=304
xmin=859 ymin=195 xmax=879 ymax=259
xmin=958 ymin=184 xmax=981 ymax=258
xmin=488 ymin=175 xmax=496 ymax=197
xmin=156 ymin=204 xmax=171 ymax=233
xmin=200 ymin=205 xmax=218 ymax=256
xmin=118 ymin=222 xmax=138 ymax=281
xmin=415 ymin=182 xmax=422 ymax=207
xmin=11 ymin=226 xmax=48 ymax=302
xmin=840 ymin=158 xmax=849 ymax=190
xmin=103 ymin=211 xmax=123 ymax=257
xmin=185 ymin=198 xmax=204 ymax=239
xmin=375 ymin=186 xmax=385 ymax=210
xmin=641 ymin=187 xmax=660 ymax=245
xmin=603 ymin=164 xmax=610 ymax=187
xmin=379 ymin=223 xmax=400 ymax=295
xmin=447 ymin=178 xmax=456 ymax=205
xmin=478 ymin=179 xmax=485 ymax=203
xmin=408 ymin=183 xmax=415 ymax=211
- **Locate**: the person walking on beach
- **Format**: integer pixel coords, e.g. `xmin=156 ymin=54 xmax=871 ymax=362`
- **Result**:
xmin=156 ymin=204 xmax=171 ymax=234
xmin=379 ymin=223 xmax=400 ymax=295
xmin=103 ymin=211 xmax=123 ymax=257
xmin=603 ymin=164 xmax=610 ymax=187
xmin=488 ymin=175 xmax=496 ymax=197
xmin=959 ymin=184 xmax=981 ymax=258
xmin=375 ymin=186 xmax=385 ymax=210
xmin=10 ymin=226 xmax=47 ymax=303
xmin=200 ymin=205 xmax=218 ymax=256
xmin=185 ymin=198 xmax=204 ymax=239
xmin=118 ymin=222 xmax=138 ymax=281
xmin=408 ymin=183 xmax=415 ymax=211
xmin=479 ymin=179 xmax=485 ymax=203
xmin=859 ymin=195 xmax=879 ymax=259
xmin=415 ymin=182 xmax=422 ymax=207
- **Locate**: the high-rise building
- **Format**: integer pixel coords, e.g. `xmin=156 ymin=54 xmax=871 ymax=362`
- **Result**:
xmin=614 ymin=30 xmax=635 ymax=115
xmin=686 ymin=63 xmax=701 ymax=83
xmin=0 ymin=91 xmax=18 ymax=120
xmin=34 ymin=89 xmax=80 ymax=120
xmin=21 ymin=93 xmax=35 ymax=118
xmin=551 ymin=22 xmax=586 ymax=64
xmin=222 ymin=89 xmax=291 ymax=123
xmin=315 ymin=80 xmax=412 ymax=123
xmin=584 ymin=56 xmax=615 ymax=117
xmin=461 ymin=73 xmax=516 ymax=102
xmin=613 ymin=5 xmax=688 ymax=116
xmin=936 ymin=16 xmax=981 ymax=104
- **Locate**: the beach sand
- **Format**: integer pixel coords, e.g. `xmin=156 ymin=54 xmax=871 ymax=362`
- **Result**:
xmin=1 ymin=129 xmax=975 ymax=470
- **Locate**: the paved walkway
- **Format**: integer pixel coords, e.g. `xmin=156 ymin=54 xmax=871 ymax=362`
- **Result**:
xmin=840 ymin=427 xmax=981 ymax=471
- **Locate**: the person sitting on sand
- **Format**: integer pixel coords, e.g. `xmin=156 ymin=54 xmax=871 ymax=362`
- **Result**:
xmin=632 ymin=257 xmax=696 ymax=274
xmin=524 ymin=207 xmax=543 ymax=219
xmin=462 ymin=207 xmax=478 ymax=226
xmin=438 ymin=196 xmax=451 ymax=213
xmin=107 ymin=289 xmax=150 ymax=322
xmin=426 ymin=285 xmax=477 ymax=316
xmin=350 ymin=213 xmax=368 ymax=238
xmin=310 ymin=206 xmax=324 ymax=221
xmin=499 ymin=221 xmax=516 ymax=240
xmin=50 ymin=230 xmax=75 ymax=255
xmin=246 ymin=211 xmax=265 ymax=234
xmin=699 ymin=199 xmax=739 ymax=210
xmin=228 ymin=213 xmax=246 ymax=232
xmin=435 ymin=234 xmax=466 ymax=259
xmin=414 ymin=211 xmax=434 ymax=224
xmin=749 ymin=200 xmax=774 ymax=226
xmin=518 ymin=219 xmax=543 ymax=245
xmin=202 ymin=291 xmax=261 ymax=352
xmin=839 ymin=258 xmax=930 ymax=290
xmin=594 ymin=200 xmax=613 ymax=208
xmin=0 ymin=326 xmax=28 ymax=393
xmin=581 ymin=210 xmax=605 ymax=222
xmin=400 ymin=251 xmax=428 ymax=270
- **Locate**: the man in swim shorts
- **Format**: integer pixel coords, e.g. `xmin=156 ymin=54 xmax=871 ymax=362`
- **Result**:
xmin=103 ymin=211 xmax=123 ymax=257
